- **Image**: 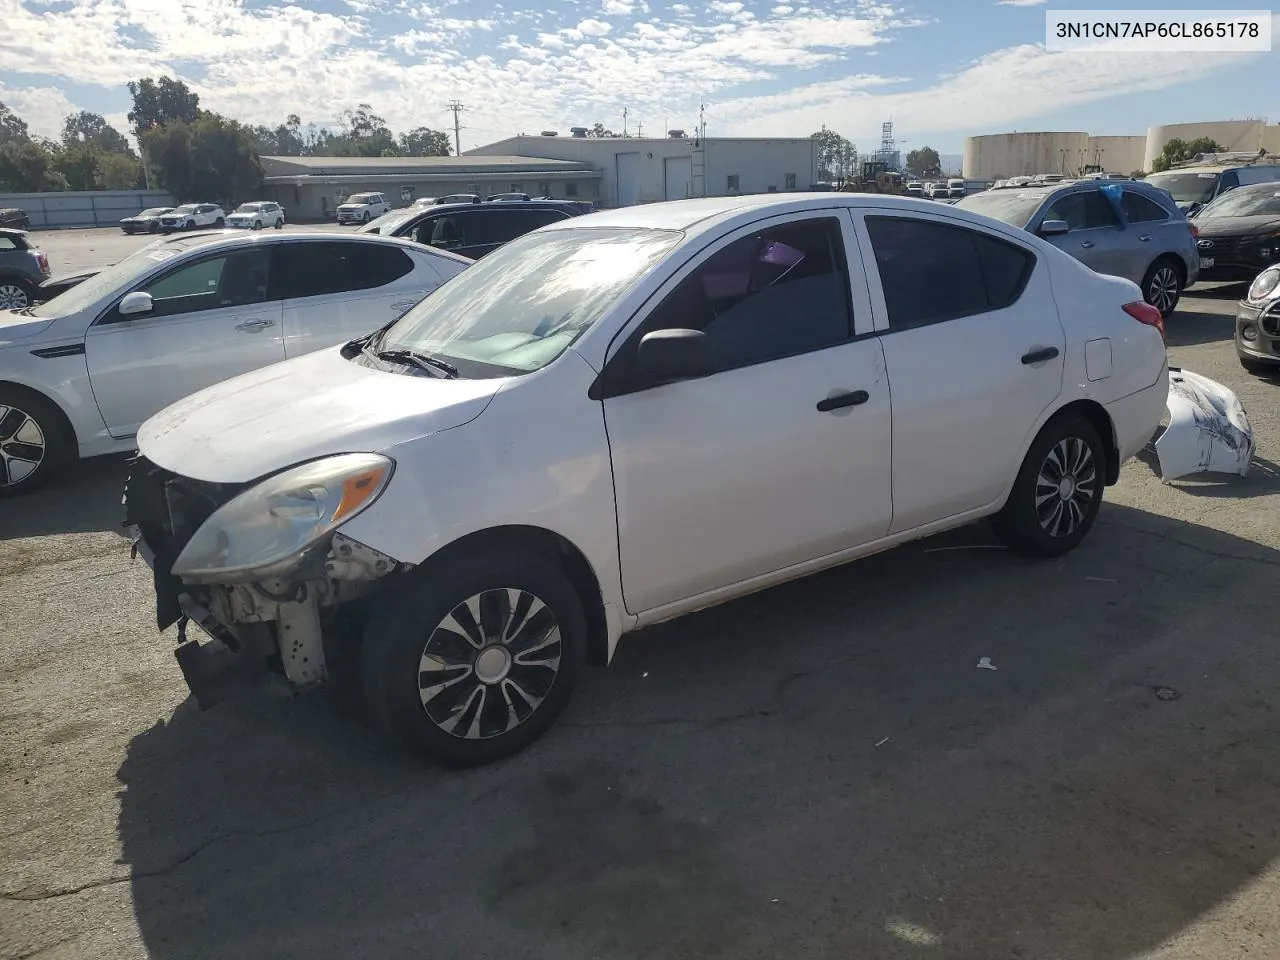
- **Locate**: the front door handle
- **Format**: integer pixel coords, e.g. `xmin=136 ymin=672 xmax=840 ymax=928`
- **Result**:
xmin=235 ymin=318 xmax=274 ymax=332
xmin=1138 ymin=235 xmax=1152 ymax=242
xmin=1079 ymin=240 xmax=1095 ymax=249
xmin=1021 ymin=346 xmax=1060 ymax=365
xmin=391 ymin=300 xmax=418 ymax=313
xmin=816 ymin=390 xmax=869 ymax=412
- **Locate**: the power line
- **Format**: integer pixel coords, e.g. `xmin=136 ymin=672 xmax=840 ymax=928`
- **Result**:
xmin=446 ymin=100 xmax=464 ymax=155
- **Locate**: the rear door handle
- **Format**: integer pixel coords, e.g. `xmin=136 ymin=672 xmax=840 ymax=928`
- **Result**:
xmin=816 ymin=390 xmax=869 ymax=412
xmin=1079 ymin=240 xmax=1094 ymax=249
xmin=235 ymin=318 xmax=274 ymax=332
xmin=1138 ymin=235 xmax=1152 ymax=242
xmin=1021 ymin=347 xmax=1060 ymax=365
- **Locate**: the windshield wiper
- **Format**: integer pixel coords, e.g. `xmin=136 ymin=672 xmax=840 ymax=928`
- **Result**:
xmin=374 ymin=349 xmax=458 ymax=378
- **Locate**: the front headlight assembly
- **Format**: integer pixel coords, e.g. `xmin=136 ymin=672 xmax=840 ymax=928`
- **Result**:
xmin=171 ymin=453 xmax=394 ymax=581
xmin=1249 ymin=266 xmax=1280 ymax=303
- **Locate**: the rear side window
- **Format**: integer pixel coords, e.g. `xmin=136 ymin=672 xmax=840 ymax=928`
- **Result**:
xmin=1043 ymin=191 xmax=1120 ymax=230
xmin=274 ymin=241 xmax=414 ymax=299
xmin=0 ymin=236 xmax=18 ymax=251
xmin=866 ymin=216 xmax=1034 ymax=330
xmin=1121 ymin=192 xmax=1170 ymax=223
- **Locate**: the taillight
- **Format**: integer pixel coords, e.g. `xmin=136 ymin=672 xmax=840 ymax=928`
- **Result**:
xmin=1123 ymin=300 xmax=1165 ymax=343
xmin=1189 ymin=223 xmax=1199 ymax=238
xmin=35 ymin=251 xmax=49 ymax=273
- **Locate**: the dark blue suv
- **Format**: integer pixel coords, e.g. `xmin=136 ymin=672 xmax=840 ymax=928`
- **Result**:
xmin=358 ymin=199 xmax=591 ymax=259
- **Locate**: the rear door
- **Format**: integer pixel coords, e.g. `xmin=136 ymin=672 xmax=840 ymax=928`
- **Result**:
xmin=274 ymin=240 xmax=442 ymax=356
xmin=854 ymin=210 xmax=1064 ymax=532
xmin=1119 ymin=188 xmax=1186 ymax=279
xmin=85 ymin=246 xmax=284 ymax=437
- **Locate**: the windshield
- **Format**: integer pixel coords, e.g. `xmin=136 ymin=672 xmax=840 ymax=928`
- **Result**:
xmin=1143 ymin=171 xmax=1220 ymax=204
xmin=359 ymin=211 xmax=416 ymax=235
xmin=378 ymin=227 xmax=682 ymax=375
xmin=1197 ymin=185 xmax=1280 ymax=219
xmin=347 ymin=194 xmax=378 ymax=203
xmin=31 ymin=237 xmax=210 ymax=318
xmin=954 ymin=190 xmax=1048 ymax=228
xmin=171 ymin=204 xmax=197 ymax=214
xmin=234 ymin=203 xmax=263 ymax=212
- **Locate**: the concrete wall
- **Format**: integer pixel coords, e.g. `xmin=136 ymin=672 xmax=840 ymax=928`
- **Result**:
xmin=963 ymin=132 xmax=1091 ymax=181
xmin=0 ymin=189 xmax=176 ymax=229
xmin=1144 ymin=119 xmax=1278 ymax=171
xmin=469 ymin=135 xmax=818 ymax=207
xmin=1086 ymin=136 xmax=1147 ymax=175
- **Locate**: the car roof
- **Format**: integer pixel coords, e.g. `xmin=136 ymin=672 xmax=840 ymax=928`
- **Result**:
xmin=144 ymin=228 xmax=473 ymax=264
xmin=1155 ymin=162 xmax=1280 ymax=174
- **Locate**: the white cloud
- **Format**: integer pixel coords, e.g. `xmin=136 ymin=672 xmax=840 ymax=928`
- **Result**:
xmin=772 ymin=4 xmax=793 ymax=12
xmin=709 ymin=0 xmax=743 ymax=12
xmin=995 ymin=0 xmax=1047 ymax=5
xmin=575 ymin=17 xmax=612 ymax=36
xmin=600 ymin=0 xmax=633 ymax=12
xmin=0 ymin=81 xmax=77 ymax=140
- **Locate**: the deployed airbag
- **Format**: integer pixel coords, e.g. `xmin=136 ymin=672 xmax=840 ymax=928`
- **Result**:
xmin=1155 ymin=369 xmax=1254 ymax=482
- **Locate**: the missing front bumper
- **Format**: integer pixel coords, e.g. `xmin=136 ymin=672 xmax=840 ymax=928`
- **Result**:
xmin=1155 ymin=368 xmax=1255 ymax=482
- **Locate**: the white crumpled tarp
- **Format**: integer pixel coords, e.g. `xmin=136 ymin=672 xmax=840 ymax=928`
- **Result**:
xmin=1155 ymin=368 xmax=1255 ymax=482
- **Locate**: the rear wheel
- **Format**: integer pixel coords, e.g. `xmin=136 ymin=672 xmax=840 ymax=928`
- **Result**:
xmin=1142 ymin=257 xmax=1182 ymax=319
xmin=0 ymin=279 xmax=35 ymax=310
xmin=991 ymin=413 xmax=1106 ymax=558
xmin=148 ymin=221 xmax=159 ymax=233
xmin=360 ymin=547 xmax=586 ymax=767
xmin=274 ymin=217 xmax=284 ymax=229
xmin=0 ymin=385 xmax=72 ymax=496
xmin=214 ymin=217 xmax=225 ymax=228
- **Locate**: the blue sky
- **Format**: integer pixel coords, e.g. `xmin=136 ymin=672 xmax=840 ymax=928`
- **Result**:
xmin=0 ymin=0 xmax=1275 ymax=155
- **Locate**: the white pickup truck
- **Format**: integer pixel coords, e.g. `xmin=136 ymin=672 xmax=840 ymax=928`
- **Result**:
xmin=337 ymin=192 xmax=393 ymax=224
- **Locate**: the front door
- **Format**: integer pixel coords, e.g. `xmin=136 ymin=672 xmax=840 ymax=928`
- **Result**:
xmin=601 ymin=214 xmax=893 ymax=614
xmin=1032 ymin=188 xmax=1126 ymax=276
xmin=856 ymin=211 xmax=1065 ymax=532
xmin=85 ymin=246 xmax=283 ymax=437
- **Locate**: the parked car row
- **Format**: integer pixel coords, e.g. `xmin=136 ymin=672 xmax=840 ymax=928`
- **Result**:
xmin=358 ymin=198 xmax=591 ymax=259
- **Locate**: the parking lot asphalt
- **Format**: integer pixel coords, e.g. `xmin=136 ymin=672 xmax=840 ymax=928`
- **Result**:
xmin=3 ymin=229 xmax=1280 ymax=960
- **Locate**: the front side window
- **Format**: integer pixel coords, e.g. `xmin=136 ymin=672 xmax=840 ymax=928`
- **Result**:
xmin=1043 ymin=191 xmax=1120 ymax=231
xmin=380 ymin=227 xmax=681 ymax=376
xmin=866 ymin=216 xmax=1034 ymax=330
xmin=417 ymin=214 xmax=476 ymax=250
xmin=1121 ymin=192 xmax=1171 ymax=223
xmin=132 ymin=248 xmax=272 ymax=319
xmin=636 ymin=217 xmax=853 ymax=373
xmin=275 ymin=241 xmax=413 ymax=299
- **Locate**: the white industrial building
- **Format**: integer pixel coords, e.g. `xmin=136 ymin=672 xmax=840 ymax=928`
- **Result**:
xmin=467 ymin=132 xmax=820 ymax=208
xmin=964 ymin=118 xmax=1280 ymax=182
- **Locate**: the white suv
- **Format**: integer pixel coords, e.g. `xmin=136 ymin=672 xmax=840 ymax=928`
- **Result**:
xmin=337 ymin=193 xmax=393 ymax=225
xmin=226 ymin=202 xmax=286 ymax=230
xmin=158 ymin=204 xmax=226 ymax=233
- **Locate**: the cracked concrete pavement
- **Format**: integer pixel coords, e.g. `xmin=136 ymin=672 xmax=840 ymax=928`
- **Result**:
xmin=3 ymin=234 xmax=1280 ymax=959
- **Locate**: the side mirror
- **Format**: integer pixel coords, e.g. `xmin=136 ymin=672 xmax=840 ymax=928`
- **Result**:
xmin=636 ymin=328 xmax=714 ymax=381
xmin=1038 ymin=219 xmax=1069 ymax=237
xmin=118 ymin=291 xmax=154 ymax=317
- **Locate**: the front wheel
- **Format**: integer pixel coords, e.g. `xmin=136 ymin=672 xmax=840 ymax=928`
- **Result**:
xmin=184 ymin=220 xmax=196 ymax=230
xmin=1142 ymin=258 xmax=1182 ymax=319
xmin=214 ymin=217 xmax=225 ymax=228
xmin=0 ymin=385 xmax=72 ymax=496
xmin=274 ymin=217 xmax=284 ymax=229
xmin=252 ymin=220 xmax=262 ymax=230
xmin=991 ymin=413 xmax=1106 ymax=558
xmin=0 ymin=279 xmax=35 ymax=311
xmin=360 ymin=547 xmax=587 ymax=767
xmin=148 ymin=221 xmax=159 ymax=233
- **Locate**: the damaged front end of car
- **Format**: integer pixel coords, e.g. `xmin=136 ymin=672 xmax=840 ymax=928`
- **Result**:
xmin=123 ymin=453 xmax=409 ymax=708
xmin=1154 ymin=368 xmax=1256 ymax=483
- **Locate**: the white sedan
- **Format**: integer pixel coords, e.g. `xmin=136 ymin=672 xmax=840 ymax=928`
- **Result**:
xmin=127 ymin=193 xmax=1169 ymax=767
xmin=0 ymin=231 xmax=469 ymax=493
xmin=226 ymin=202 xmax=286 ymax=230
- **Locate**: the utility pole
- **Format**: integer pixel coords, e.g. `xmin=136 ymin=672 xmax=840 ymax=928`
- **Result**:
xmin=623 ymin=107 xmax=628 ymax=137
xmin=446 ymin=100 xmax=464 ymax=156
xmin=636 ymin=120 xmax=643 ymax=137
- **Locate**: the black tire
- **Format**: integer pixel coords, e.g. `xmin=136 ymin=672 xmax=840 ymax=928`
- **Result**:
xmin=991 ymin=413 xmax=1106 ymax=558
xmin=0 ymin=384 xmax=73 ymax=497
xmin=362 ymin=210 xmax=371 ymax=223
xmin=360 ymin=546 xmax=587 ymax=767
xmin=1141 ymin=257 xmax=1183 ymax=319
xmin=185 ymin=220 xmax=196 ymax=230
xmin=252 ymin=220 xmax=262 ymax=231
xmin=273 ymin=218 xmax=283 ymax=230
xmin=214 ymin=217 xmax=225 ymax=228
xmin=148 ymin=221 xmax=159 ymax=233
xmin=0 ymin=278 xmax=36 ymax=311
xmin=1239 ymin=355 xmax=1276 ymax=376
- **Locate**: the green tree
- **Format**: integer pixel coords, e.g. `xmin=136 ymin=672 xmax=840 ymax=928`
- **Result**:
xmin=905 ymin=146 xmax=942 ymax=179
xmin=0 ymin=101 xmax=31 ymax=146
xmin=141 ymin=111 xmax=261 ymax=204
xmin=127 ymin=77 xmax=200 ymax=137
xmin=811 ymin=126 xmax=856 ymax=184
xmin=98 ymin=152 xmax=144 ymax=189
xmin=52 ymin=141 xmax=100 ymax=190
xmin=1150 ymin=136 xmax=1225 ymax=172
xmin=61 ymin=111 xmax=133 ymax=155
xmin=398 ymin=126 xmax=451 ymax=156
xmin=0 ymin=140 xmax=67 ymax=191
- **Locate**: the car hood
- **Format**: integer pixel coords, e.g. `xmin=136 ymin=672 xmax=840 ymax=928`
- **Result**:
xmin=137 ymin=345 xmax=507 ymax=484
xmin=337 ymin=203 xmax=369 ymax=209
xmin=1193 ymin=215 xmax=1280 ymax=237
xmin=0 ymin=310 xmax=55 ymax=343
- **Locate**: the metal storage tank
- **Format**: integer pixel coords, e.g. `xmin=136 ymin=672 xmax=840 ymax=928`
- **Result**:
xmin=1144 ymin=120 xmax=1271 ymax=171
xmin=1085 ymin=136 xmax=1147 ymax=175
xmin=963 ymin=132 xmax=1090 ymax=181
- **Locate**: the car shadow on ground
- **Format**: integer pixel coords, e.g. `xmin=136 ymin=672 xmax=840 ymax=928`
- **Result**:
xmin=1164 ymin=303 xmax=1236 ymax=349
xmin=1133 ymin=448 xmax=1280 ymax=499
xmin=0 ymin=455 xmax=130 ymax=540
xmin=113 ymin=501 xmax=1280 ymax=960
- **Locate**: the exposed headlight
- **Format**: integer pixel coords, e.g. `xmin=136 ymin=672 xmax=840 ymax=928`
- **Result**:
xmin=1249 ymin=266 xmax=1280 ymax=302
xmin=171 ymin=453 xmax=394 ymax=581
